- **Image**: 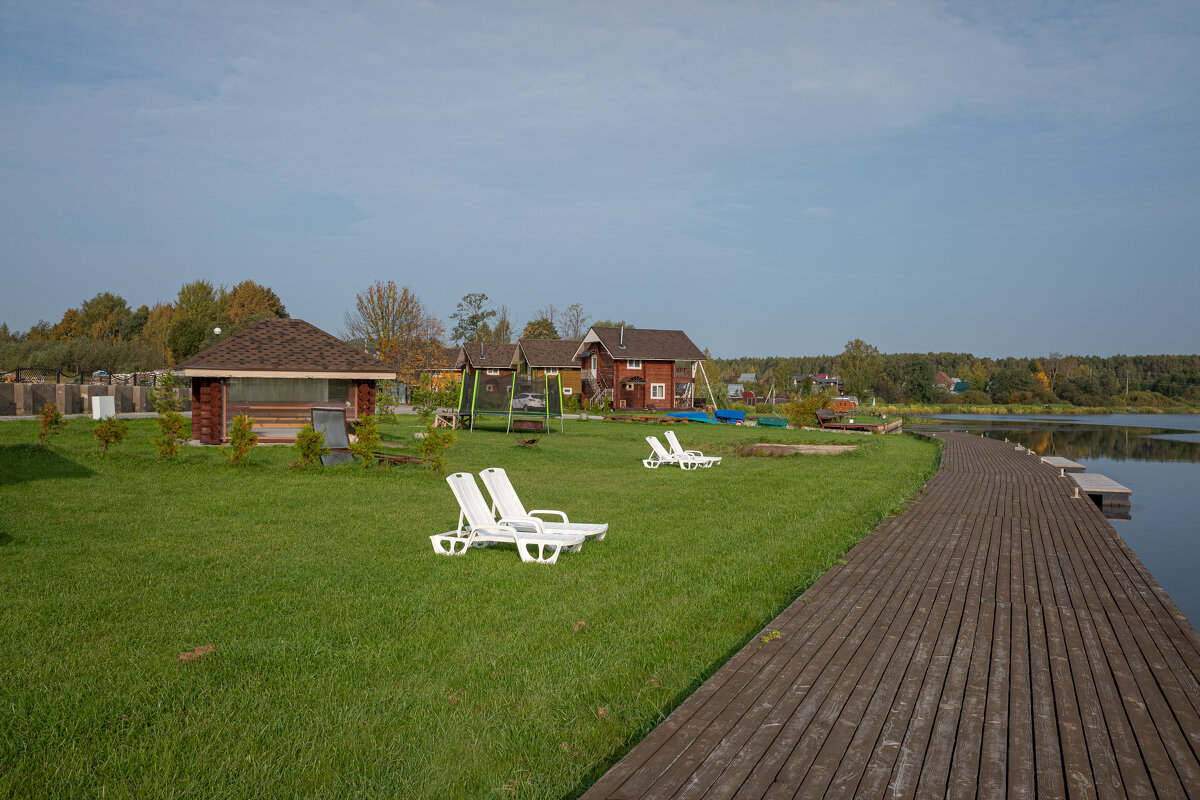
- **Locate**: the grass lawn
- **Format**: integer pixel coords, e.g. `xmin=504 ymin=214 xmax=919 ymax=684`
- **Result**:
xmin=0 ymin=416 xmax=938 ymax=799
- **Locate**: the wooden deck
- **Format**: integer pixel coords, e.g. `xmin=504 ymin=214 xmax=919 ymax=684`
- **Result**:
xmin=582 ymin=432 xmax=1200 ymax=799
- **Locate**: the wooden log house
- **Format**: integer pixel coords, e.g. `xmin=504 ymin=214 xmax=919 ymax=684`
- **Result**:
xmin=574 ymin=326 xmax=706 ymax=410
xmin=175 ymin=318 xmax=394 ymax=444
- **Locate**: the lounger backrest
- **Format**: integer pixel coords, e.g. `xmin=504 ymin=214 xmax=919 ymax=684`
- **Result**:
xmin=646 ymin=435 xmax=673 ymax=460
xmin=479 ymin=468 xmax=527 ymax=518
xmin=446 ymin=472 xmax=496 ymax=529
xmin=312 ymin=407 xmax=354 ymax=465
xmin=664 ymin=430 xmax=686 ymax=456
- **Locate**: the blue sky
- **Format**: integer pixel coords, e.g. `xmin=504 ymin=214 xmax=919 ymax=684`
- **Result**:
xmin=2 ymin=1 xmax=1197 ymax=358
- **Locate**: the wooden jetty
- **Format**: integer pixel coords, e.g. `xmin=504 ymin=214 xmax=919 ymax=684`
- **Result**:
xmin=583 ymin=431 xmax=1199 ymax=799
xmin=1041 ymin=455 xmax=1086 ymax=473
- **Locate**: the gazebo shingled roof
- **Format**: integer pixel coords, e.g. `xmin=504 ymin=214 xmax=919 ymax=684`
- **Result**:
xmin=175 ymin=318 xmax=393 ymax=378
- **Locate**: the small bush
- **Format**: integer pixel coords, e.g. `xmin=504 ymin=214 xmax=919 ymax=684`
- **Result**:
xmin=293 ymin=424 xmax=329 ymax=468
xmin=150 ymin=370 xmax=187 ymax=457
xmin=93 ymin=416 xmax=128 ymax=455
xmin=416 ymin=423 xmax=455 ymax=474
xmin=223 ymin=414 xmax=257 ymax=466
xmin=349 ymin=414 xmax=380 ymax=467
xmin=376 ymin=381 xmax=401 ymax=424
xmin=38 ymin=403 xmax=67 ymax=445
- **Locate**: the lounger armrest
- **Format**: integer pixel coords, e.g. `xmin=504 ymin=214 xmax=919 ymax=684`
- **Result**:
xmin=528 ymin=509 xmax=570 ymax=523
xmin=682 ymin=449 xmax=704 ymax=457
xmin=497 ymin=516 xmax=547 ymax=534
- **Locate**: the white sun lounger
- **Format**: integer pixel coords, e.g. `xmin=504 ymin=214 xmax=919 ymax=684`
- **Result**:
xmin=431 ymin=472 xmax=586 ymax=564
xmin=479 ymin=467 xmax=607 ymax=541
xmin=643 ymin=435 xmax=702 ymax=470
xmin=664 ymin=430 xmax=721 ymax=467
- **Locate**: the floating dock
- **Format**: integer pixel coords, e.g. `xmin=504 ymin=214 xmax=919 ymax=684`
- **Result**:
xmin=1041 ymin=455 xmax=1086 ymax=473
xmin=1071 ymin=472 xmax=1133 ymax=507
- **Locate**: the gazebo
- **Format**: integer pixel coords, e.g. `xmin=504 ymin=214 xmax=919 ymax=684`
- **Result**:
xmin=175 ymin=318 xmax=394 ymax=444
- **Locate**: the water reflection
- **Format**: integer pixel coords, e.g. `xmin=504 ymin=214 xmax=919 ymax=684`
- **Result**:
xmin=912 ymin=414 xmax=1200 ymax=463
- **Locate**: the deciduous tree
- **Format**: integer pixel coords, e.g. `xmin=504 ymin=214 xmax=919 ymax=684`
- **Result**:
xmin=448 ymin=293 xmax=496 ymax=343
xmin=344 ymin=280 xmax=445 ymax=385
xmin=79 ymin=292 xmax=131 ymax=340
xmin=175 ymin=280 xmax=221 ymax=324
xmin=837 ymin=339 xmax=882 ymax=399
xmin=522 ymin=317 xmax=559 ymax=340
xmin=560 ymin=303 xmax=588 ymax=340
xmin=223 ymin=280 xmax=288 ymax=325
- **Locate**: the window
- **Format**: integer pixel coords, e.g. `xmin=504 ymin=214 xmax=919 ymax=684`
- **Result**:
xmin=486 ymin=369 xmax=501 ymax=376
xmin=627 ymin=359 xmax=642 ymax=370
xmin=650 ymin=383 xmax=666 ymax=400
xmin=545 ymin=368 xmax=559 ymax=376
xmin=562 ymin=387 xmax=573 ymax=395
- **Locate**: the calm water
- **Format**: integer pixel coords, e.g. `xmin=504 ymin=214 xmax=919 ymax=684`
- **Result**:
xmin=914 ymin=414 xmax=1200 ymax=628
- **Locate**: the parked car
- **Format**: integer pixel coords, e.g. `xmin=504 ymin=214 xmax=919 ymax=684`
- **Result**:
xmin=513 ymin=393 xmax=546 ymax=411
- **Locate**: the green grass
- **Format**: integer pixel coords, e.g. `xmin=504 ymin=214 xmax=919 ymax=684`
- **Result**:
xmin=0 ymin=417 xmax=938 ymax=799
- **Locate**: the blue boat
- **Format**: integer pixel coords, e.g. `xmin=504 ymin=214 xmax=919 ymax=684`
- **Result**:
xmin=665 ymin=411 xmax=721 ymax=424
xmin=665 ymin=410 xmax=747 ymax=425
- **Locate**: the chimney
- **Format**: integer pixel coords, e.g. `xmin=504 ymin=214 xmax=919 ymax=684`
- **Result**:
xmin=619 ymin=326 xmax=625 ymax=349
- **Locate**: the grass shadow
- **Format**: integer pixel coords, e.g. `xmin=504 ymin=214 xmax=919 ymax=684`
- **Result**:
xmin=0 ymin=444 xmax=96 ymax=487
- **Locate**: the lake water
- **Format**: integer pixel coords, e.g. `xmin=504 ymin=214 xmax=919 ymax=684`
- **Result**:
xmin=913 ymin=414 xmax=1200 ymax=628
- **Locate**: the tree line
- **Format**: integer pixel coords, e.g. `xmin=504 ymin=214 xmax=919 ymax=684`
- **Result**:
xmin=708 ymin=340 xmax=1200 ymax=407
xmin=0 ymin=280 xmax=287 ymax=375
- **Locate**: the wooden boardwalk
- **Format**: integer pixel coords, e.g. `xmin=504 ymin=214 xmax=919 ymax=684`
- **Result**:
xmin=583 ymin=432 xmax=1200 ymax=799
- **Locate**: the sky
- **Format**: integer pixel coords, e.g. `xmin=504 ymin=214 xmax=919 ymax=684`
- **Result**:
xmin=2 ymin=0 xmax=1198 ymax=358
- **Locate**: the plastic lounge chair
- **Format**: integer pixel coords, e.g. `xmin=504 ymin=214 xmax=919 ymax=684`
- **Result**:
xmin=664 ymin=430 xmax=721 ymax=467
xmin=430 ymin=472 xmax=586 ymax=564
xmin=643 ymin=435 xmax=701 ymax=470
xmin=311 ymin=407 xmax=355 ymax=466
xmin=479 ymin=468 xmax=607 ymax=541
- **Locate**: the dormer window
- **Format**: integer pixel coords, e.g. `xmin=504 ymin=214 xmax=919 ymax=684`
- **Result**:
xmin=627 ymin=359 xmax=642 ymax=370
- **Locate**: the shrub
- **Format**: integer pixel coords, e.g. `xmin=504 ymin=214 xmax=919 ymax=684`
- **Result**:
xmin=416 ymin=424 xmax=456 ymax=474
xmin=349 ymin=414 xmax=380 ymax=467
xmin=37 ymin=403 xmax=67 ymax=445
xmin=293 ymin=424 xmax=329 ymax=468
xmin=781 ymin=392 xmax=831 ymax=428
xmin=959 ymin=389 xmax=991 ymax=405
xmin=93 ymin=416 xmax=128 ymax=455
xmin=223 ymin=414 xmax=257 ymax=466
xmin=376 ymin=381 xmax=400 ymax=424
xmin=149 ymin=370 xmax=187 ymax=457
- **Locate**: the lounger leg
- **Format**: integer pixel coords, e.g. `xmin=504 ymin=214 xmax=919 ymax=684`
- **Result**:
xmin=516 ymin=538 xmax=562 ymax=564
xmin=430 ymin=534 xmax=471 ymax=556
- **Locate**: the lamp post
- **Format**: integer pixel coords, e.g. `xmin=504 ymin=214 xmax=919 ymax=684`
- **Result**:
xmin=207 ymin=326 xmax=222 ymax=348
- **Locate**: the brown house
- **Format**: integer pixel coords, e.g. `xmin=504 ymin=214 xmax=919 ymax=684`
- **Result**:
xmin=574 ymin=327 xmax=706 ymax=410
xmin=516 ymin=339 xmax=583 ymax=399
xmin=458 ymin=342 xmax=519 ymax=394
xmin=175 ymin=318 xmax=394 ymax=444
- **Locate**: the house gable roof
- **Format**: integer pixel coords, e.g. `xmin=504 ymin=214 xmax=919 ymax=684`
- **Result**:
xmin=575 ymin=327 xmax=705 ymax=362
xmin=174 ymin=318 xmax=393 ymax=378
xmin=461 ymin=342 xmax=518 ymax=369
xmin=518 ymin=339 xmax=583 ymax=368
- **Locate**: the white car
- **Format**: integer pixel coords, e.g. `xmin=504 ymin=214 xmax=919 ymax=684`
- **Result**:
xmin=514 ymin=393 xmax=546 ymax=411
